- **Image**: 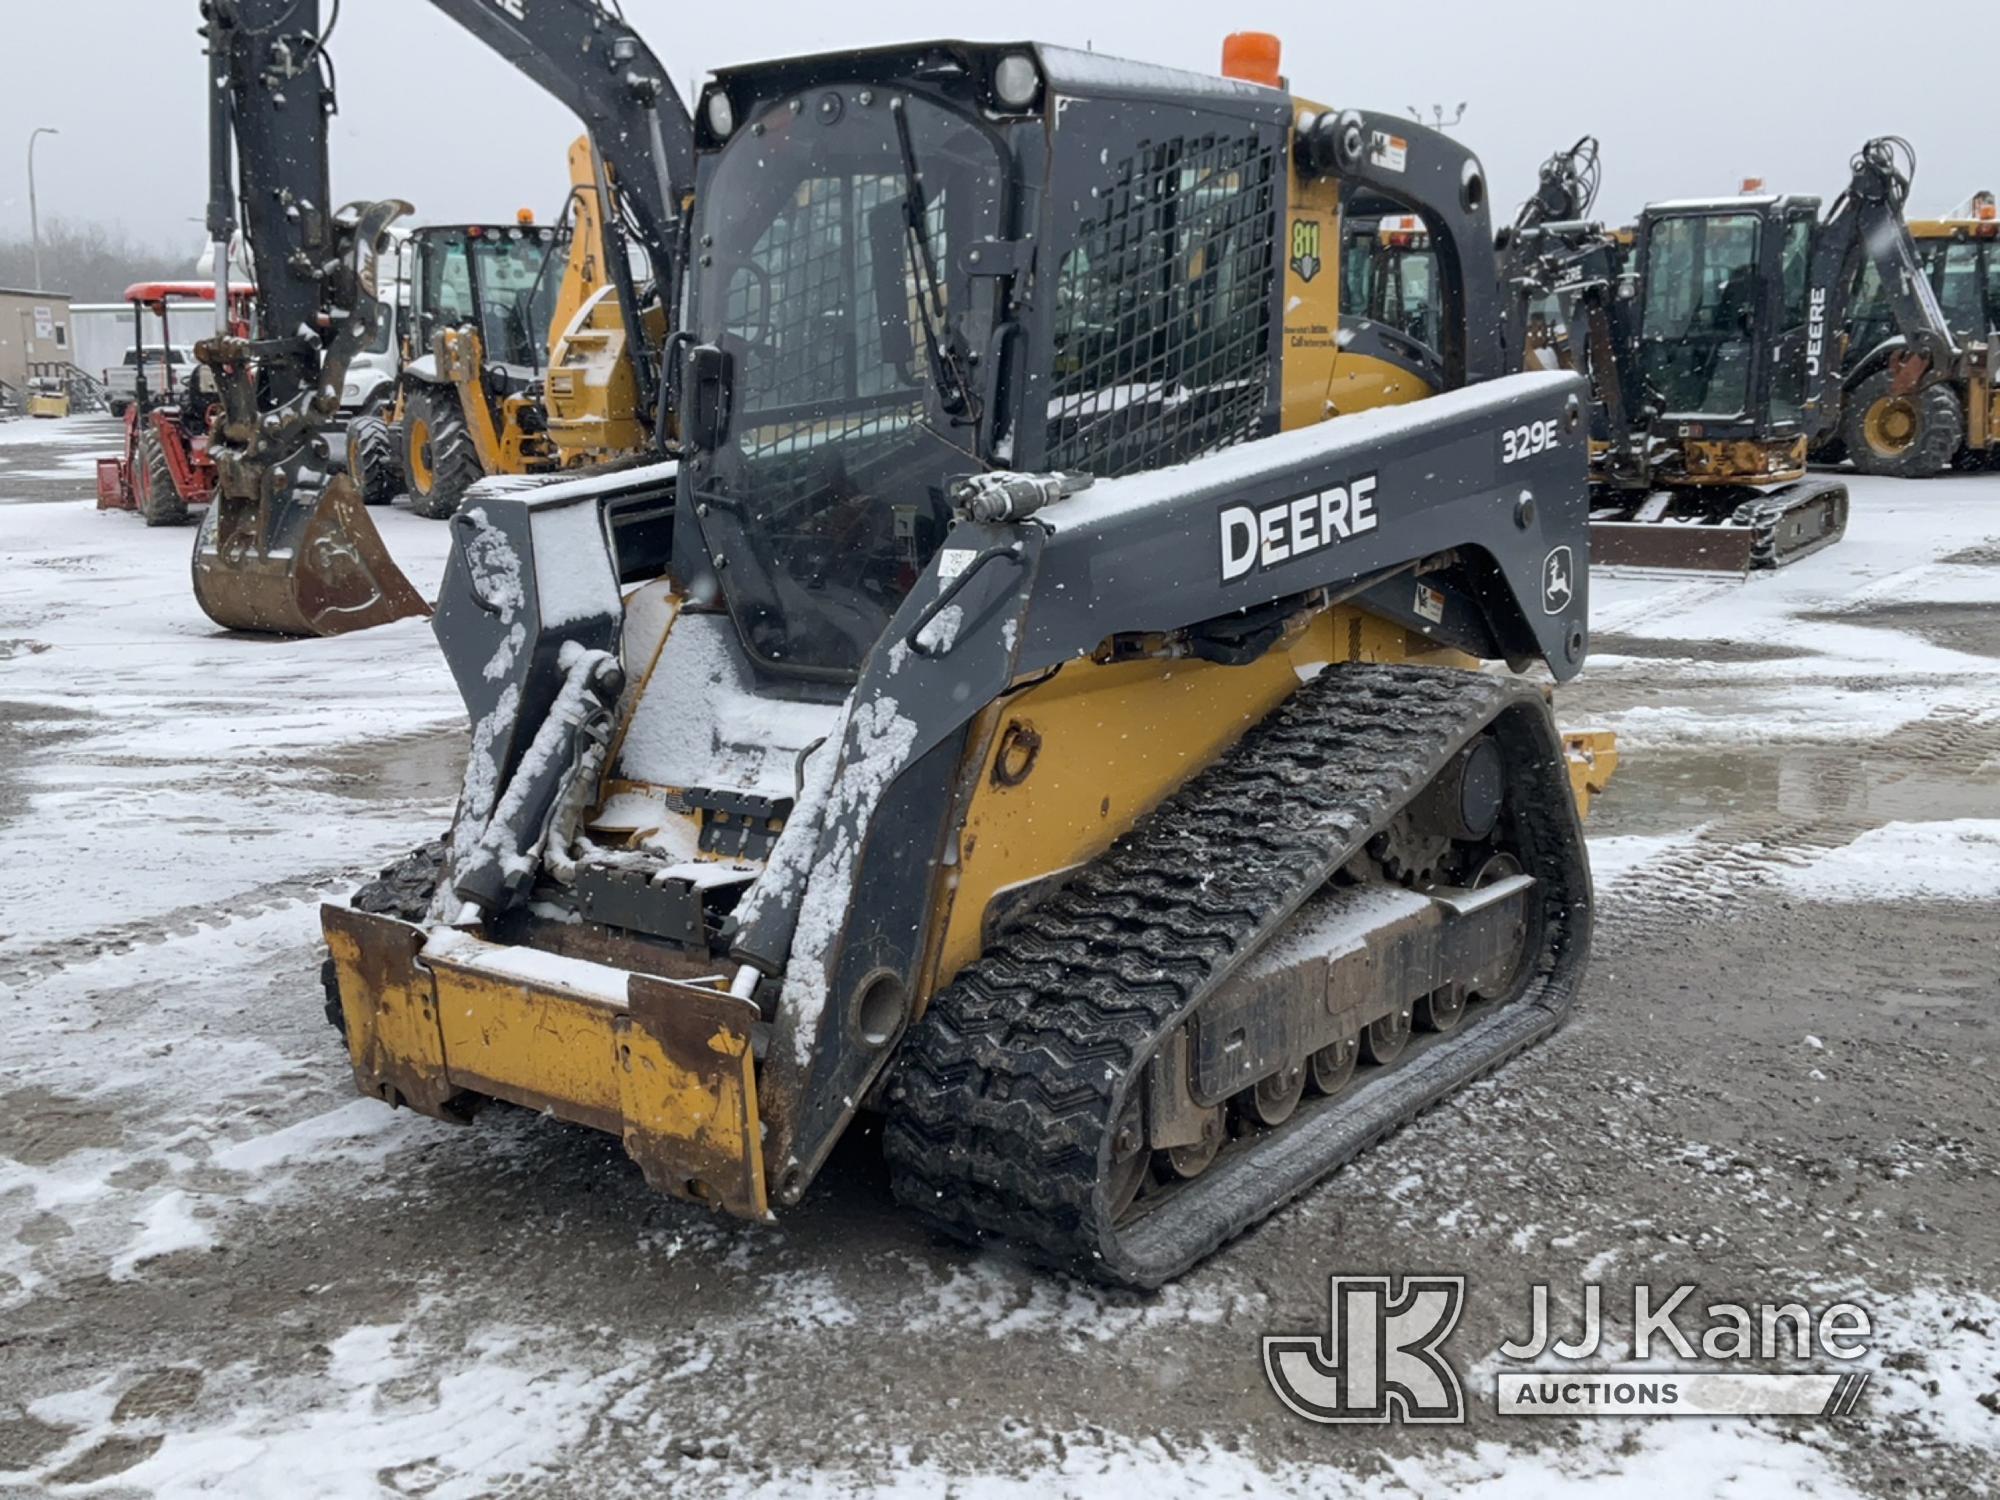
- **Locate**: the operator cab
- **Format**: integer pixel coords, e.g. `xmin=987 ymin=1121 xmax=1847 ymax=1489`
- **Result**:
xmin=679 ymin=42 xmax=1291 ymax=679
xmin=1631 ymin=195 xmax=1820 ymax=434
xmin=1341 ymin=209 xmax=1441 ymax=359
xmin=408 ymin=222 xmax=561 ymax=392
xmin=1856 ymin=196 xmax=2000 ymax=350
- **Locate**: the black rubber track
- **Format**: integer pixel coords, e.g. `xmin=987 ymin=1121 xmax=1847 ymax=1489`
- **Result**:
xmin=882 ymin=663 xmax=1593 ymax=1287
xmin=1734 ymin=478 xmax=1849 ymax=570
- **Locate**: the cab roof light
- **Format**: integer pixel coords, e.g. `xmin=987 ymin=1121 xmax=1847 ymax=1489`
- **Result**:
xmin=1221 ymin=32 xmax=1283 ymax=89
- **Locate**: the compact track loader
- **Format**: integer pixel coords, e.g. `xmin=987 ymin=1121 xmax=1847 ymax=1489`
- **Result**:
xmin=320 ymin=31 xmax=1613 ymax=1286
xmin=193 ymin=0 xmax=686 ymax=636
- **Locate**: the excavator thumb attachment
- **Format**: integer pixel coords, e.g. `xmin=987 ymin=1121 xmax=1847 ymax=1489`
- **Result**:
xmin=192 ymin=465 xmax=429 ymax=636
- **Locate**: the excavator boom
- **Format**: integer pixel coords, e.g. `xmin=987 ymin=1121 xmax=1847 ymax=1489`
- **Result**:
xmin=192 ymin=0 xmax=691 ymax=638
xmin=194 ymin=1 xmax=425 ymax=634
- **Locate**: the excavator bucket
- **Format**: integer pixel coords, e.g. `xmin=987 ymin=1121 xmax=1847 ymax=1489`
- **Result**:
xmin=191 ymin=468 xmax=429 ymax=636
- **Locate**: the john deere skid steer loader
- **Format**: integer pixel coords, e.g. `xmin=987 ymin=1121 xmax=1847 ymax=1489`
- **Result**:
xmin=318 ymin=31 xmax=1612 ymax=1285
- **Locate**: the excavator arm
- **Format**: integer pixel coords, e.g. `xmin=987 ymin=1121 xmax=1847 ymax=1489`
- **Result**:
xmin=192 ymin=0 xmax=692 ymax=638
xmin=1509 ymin=230 xmax=1649 ymax=480
xmin=1501 ymin=141 xmax=1651 ymax=487
xmin=423 ymin=0 xmax=691 ymax=425
xmin=195 ymin=0 xmax=425 ymax=635
xmin=1798 ymin=136 xmax=1961 ymax=440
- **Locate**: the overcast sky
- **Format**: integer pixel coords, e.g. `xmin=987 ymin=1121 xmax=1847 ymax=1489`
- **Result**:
xmin=3 ymin=0 xmax=1992 ymax=263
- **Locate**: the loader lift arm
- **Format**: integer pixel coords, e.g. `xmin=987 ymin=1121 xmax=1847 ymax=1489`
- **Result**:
xmin=194 ymin=0 xmax=693 ymax=637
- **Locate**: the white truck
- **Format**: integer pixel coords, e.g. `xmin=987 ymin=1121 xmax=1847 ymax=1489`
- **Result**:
xmin=337 ymin=297 xmax=400 ymax=415
xmin=104 ymin=346 xmax=199 ymax=416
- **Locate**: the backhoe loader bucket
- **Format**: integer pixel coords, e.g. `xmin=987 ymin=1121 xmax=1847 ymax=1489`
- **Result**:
xmin=191 ymin=468 xmax=429 ymax=636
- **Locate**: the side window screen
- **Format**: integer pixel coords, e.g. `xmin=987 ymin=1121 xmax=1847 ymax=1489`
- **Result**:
xmin=1046 ymin=131 xmax=1281 ymax=477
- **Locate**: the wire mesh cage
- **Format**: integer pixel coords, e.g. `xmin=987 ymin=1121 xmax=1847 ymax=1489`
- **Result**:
xmin=1045 ymin=131 xmax=1283 ymax=478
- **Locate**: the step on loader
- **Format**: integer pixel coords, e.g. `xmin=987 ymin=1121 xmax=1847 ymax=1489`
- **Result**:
xmin=321 ymin=30 xmax=1615 ymax=1285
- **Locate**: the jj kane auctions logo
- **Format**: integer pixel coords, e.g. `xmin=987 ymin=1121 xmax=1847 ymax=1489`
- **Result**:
xmin=1265 ymin=1277 xmax=1875 ymax=1423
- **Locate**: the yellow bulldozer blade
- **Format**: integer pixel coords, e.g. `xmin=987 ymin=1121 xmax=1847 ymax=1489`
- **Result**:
xmin=191 ymin=469 xmax=429 ymax=636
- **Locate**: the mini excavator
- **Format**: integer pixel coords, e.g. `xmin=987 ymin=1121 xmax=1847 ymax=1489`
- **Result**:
xmin=1504 ymin=136 xmax=1961 ymax=570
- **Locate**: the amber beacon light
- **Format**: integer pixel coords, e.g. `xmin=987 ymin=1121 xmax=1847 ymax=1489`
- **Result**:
xmin=1221 ymin=31 xmax=1284 ymax=87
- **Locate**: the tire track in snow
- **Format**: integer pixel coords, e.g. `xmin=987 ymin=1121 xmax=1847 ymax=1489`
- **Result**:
xmin=1 ymin=866 xmax=384 ymax=986
xmin=1596 ymin=705 xmax=2000 ymax=931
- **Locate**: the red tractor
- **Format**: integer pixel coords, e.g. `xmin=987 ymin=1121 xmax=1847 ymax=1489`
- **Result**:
xmin=96 ymin=282 xmax=255 ymax=526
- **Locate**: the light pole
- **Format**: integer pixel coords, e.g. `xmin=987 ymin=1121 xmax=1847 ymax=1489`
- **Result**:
xmin=28 ymin=127 xmax=58 ymax=291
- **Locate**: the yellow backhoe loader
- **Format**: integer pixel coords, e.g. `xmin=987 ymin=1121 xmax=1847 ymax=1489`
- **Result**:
xmin=345 ymin=139 xmax=660 ymax=519
xmin=315 ymin=25 xmax=1617 ymax=1286
xmin=1843 ymin=189 xmax=1998 ymax=470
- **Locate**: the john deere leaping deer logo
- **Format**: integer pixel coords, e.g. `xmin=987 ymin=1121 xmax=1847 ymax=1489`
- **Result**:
xmin=1290 ymin=219 xmax=1323 ymax=283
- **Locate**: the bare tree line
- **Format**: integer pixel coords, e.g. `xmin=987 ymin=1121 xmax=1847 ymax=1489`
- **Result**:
xmin=0 ymin=218 xmax=192 ymax=301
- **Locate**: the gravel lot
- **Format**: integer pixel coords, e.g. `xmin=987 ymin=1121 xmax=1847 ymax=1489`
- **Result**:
xmin=1 ymin=415 xmax=1995 ymax=1497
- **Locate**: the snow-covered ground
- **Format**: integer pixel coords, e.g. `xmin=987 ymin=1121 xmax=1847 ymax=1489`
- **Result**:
xmin=0 ymin=421 xmax=1995 ymax=1497
xmin=0 ymin=420 xmax=459 ymax=972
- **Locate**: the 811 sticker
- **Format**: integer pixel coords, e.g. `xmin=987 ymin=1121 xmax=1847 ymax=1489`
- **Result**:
xmin=1502 ymin=418 xmax=1561 ymax=465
